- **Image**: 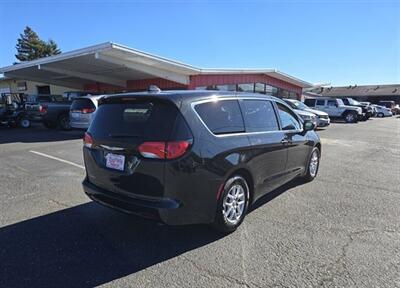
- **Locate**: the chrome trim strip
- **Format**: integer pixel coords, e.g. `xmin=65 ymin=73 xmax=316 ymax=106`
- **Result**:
xmin=190 ymin=96 xmax=303 ymax=138
xmin=99 ymin=145 xmax=125 ymax=151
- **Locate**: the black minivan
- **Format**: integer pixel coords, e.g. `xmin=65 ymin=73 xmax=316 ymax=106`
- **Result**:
xmin=82 ymin=90 xmax=321 ymax=233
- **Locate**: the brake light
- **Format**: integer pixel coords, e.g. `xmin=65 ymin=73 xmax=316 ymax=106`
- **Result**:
xmin=166 ymin=141 xmax=190 ymax=159
xmin=39 ymin=105 xmax=47 ymax=114
xmin=138 ymin=141 xmax=190 ymax=159
xmin=138 ymin=142 xmax=166 ymax=159
xmin=81 ymin=108 xmax=95 ymax=114
xmin=83 ymin=132 xmax=93 ymax=148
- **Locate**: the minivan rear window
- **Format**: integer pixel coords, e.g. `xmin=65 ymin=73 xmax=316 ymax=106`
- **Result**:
xmin=71 ymin=98 xmax=95 ymax=110
xmin=194 ymin=100 xmax=245 ymax=135
xmin=89 ymin=100 xmax=180 ymax=141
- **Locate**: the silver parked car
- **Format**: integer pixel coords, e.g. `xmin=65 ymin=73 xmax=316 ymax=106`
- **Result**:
xmin=69 ymin=95 xmax=104 ymax=129
xmin=284 ymin=99 xmax=330 ymax=127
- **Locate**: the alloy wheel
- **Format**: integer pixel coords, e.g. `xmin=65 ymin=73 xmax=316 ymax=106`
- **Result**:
xmin=346 ymin=113 xmax=355 ymax=123
xmin=222 ymin=184 xmax=246 ymax=225
xmin=20 ymin=119 xmax=30 ymax=128
xmin=309 ymin=150 xmax=319 ymax=177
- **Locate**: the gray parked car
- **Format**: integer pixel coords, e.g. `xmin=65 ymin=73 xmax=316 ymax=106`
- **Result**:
xmin=69 ymin=95 xmax=103 ymax=129
xmin=284 ymin=99 xmax=330 ymax=127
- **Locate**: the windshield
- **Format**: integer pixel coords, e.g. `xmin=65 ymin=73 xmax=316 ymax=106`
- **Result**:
xmin=337 ymin=99 xmax=345 ymax=106
xmin=348 ymin=98 xmax=361 ymax=105
xmin=285 ymin=100 xmax=309 ymax=110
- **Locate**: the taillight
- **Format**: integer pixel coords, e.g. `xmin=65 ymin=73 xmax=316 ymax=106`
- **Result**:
xmin=39 ymin=105 xmax=47 ymax=114
xmin=138 ymin=141 xmax=191 ymax=160
xmin=81 ymin=108 xmax=96 ymax=114
xmin=83 ymin=132 xmax=93 ymax=148
xmin=166 ymin=141 xmax=190 ymax=159
xmin=138 ymin=142 xmax=166 ymax=159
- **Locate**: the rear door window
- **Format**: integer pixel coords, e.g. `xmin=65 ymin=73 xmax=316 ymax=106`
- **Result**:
xmin=276 ymin=103 xmax=301 ymax=131
xmin=327 ymin=100 xmax=337 ymax=107
xmin=240 ymin=100 xmax=279 ymax=132
xmin=89 ymin=99 xmax=180 ymax=141
xmin=316 ymin=99 xmax=325 ymax=106
xmin=194 ymin=100 xmax=245 ymax=135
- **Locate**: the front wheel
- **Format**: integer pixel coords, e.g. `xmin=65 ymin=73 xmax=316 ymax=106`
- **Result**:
xmin=302 ymin=147 xmax=320 ymax=182
xmin=344 ymin=112 xmax=357 ymax=123
xmin=212 ymin=176 xmax=250 ymax=234
xmin=377 ymin=112 xmax=384 ymax=118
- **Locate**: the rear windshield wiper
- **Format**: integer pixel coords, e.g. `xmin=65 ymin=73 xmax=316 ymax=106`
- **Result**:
xmin=108 ymin=133 xmax=141 ymax=138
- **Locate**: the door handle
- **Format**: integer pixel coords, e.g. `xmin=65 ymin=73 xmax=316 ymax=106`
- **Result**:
xmin=281 ymin=139 xmax=289 ymax=145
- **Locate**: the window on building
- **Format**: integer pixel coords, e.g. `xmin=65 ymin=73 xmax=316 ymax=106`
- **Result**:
xmin=237 ymin=83 xmax=254 ymax=93
xmin=241 ymin=100 xmax=279 ymax=132
xmin=194 ymin=100 xmax=245 ymax=135
xmin=288 ymin=91 xmax=297 ymax=99
xmin=216 ymin=84 xmax=237 ymax=91
xmin=276 ymin=103 xmax=301 ymax=130
xmin=37 ymin=85 xmax=50 ymax=95
xmin=265 ymin=85 xmax=279 ymax=96
xmin=254 ymin=83 xmax=265 ymax=94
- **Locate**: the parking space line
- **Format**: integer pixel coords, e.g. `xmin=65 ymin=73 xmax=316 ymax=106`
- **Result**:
xmin=29 ymin=150 xmax=85 ymax=170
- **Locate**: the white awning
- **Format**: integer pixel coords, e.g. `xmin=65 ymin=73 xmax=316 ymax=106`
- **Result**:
xmin=0 ymin=42 xmax=312 ymax=89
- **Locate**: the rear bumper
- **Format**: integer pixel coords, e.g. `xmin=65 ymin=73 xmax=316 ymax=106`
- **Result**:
xmin=82 ymin=178 xmax=193 ymax=225
xmin=70 ymin=121 xmax=90 ymax=129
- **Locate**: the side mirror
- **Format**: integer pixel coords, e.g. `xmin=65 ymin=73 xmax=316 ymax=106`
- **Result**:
xmin=303 ymin=120 xmax=316 ymax=131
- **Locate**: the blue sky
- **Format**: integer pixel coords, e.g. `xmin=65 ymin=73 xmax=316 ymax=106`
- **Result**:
xmin=0 ymin=0 xmax=399 ymax=86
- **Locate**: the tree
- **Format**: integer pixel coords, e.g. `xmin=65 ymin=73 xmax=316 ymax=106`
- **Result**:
xmin=15 ymin=26 xmax=61 ymax=62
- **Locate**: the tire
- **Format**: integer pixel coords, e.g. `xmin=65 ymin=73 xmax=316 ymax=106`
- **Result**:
xmin=302 ymin=147 xmax=320 ymax=182
xmin=43 ymin=120 xmax=57 ymax=129
xmin=18 ymin=116 xmax=31 ymax=128
xmin=212 ymin=175 xmax=250 ymax=234
xmin=58 ymin=114 xmax=71 ymax=130
xmin=344 ymin=112 xmax=357 ymax=123
xmin=377 ymin=112 xmax=384 ymax=118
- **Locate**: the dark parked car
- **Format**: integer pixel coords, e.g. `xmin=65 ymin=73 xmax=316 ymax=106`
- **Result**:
xmin=82 ymin=90 xmax=321 ymax=233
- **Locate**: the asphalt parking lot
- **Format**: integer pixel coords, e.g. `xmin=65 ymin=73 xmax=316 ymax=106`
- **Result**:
xmin=1 ymin=117 xmax=399 ymax=288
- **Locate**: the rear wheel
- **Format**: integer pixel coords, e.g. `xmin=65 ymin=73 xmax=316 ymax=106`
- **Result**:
xmin=302 ymin=147 xmax=320 ymax=182
xmin=344 ymin=112 xmax=357 ymax=123
xmin=58 ymin=114 xmax=71 ymax=130
xmin=212 ymin=176 xmax=250 ymax=234
xmin=18 ymin=116 xmax=31 ymax=128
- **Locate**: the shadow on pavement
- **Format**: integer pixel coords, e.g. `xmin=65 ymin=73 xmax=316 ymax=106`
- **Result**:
xmin=0 ymin=179 xmax=304 ymax=287
xmin=0 ymin=124 xmax=83 ymax=144
xmin=0 ymin=202 xmax=222 ymax=288
xmin=250 ymin=178 xmax=305 ymax=212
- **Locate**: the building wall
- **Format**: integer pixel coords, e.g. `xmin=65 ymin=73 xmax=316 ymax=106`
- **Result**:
xmin=189 ymin=73 xmax=302 ymax=95
xmin=84 ymin=74 xmax=302 ymax=99
xmin=0 ymin=78 xmax=74 ymax=95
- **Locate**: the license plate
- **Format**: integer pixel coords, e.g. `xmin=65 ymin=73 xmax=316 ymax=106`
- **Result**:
xmin=71 ymin=112 xmax=81 ymax=119
xmin=105 ymin=153 xmax=125 ymax=171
